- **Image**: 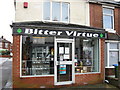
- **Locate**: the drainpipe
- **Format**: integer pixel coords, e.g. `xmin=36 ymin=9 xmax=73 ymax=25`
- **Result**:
xmin=118 ymin=62 xmax=120 ymax=88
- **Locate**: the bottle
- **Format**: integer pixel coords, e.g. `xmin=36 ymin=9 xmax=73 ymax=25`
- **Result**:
xmin=80 ymin=61 xmax=83 ymax=66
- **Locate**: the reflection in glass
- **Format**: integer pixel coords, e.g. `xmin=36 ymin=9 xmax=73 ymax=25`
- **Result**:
xmin=103 ymin=8 xmax=113 ymax=14
xmin=103 ymin=8 xmax=113 ymax=29
xmin=109 ymin=51 xmax=118 ymax=66
xmin=110 ymin=43 xmax=118 ymax=49
xmin=57 ymin=65 xmax=72 ymax=82
xmin=52 ymin=2 xmax=60 ymax=21
xmin=103 ymin=15 xmax=113 ymax=29
xmin=22 ymin=36 xmax=54 ymax=76
xmin=43 ymin=1 xmax=69 ymax=22
xmin=57 ymin=43 xmax=72 ymax=82
xmin=43 ymin=1 xmax=50 ymax=20
xmin=75 ymin=38 xmax=99 ymax=73
xmin=62 ymin=3 xmax=69 ymax=22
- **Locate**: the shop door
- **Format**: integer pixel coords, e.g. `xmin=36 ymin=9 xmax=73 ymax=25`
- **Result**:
xmin=54 ymin=38 xmax=75 ymax=85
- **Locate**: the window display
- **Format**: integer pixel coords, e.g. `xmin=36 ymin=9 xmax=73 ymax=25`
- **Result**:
xmin=22 ymin=36 xmax=54 ymax=76
xmin=21 ymin=36 xmax=100 ymax=76
xmin=75 ymin=38 xmax=99 ymax=73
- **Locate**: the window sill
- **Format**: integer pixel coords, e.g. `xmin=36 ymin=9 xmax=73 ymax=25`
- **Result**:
xmin=20 ymin=75 xmax=54 ymax=78
xmin=105 ymin=66 xmax=114 ymax=68
xmin=42 ymin=20 xmax=70 ymax=24
xmin=75 ymin=72 xmax=100 ymax=75
xmin=105 ymin=29 xmax=116 ymax=33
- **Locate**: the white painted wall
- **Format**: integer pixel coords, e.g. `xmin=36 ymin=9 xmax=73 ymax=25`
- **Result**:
xmin=15 ymin=0 xmax=90 ymax=26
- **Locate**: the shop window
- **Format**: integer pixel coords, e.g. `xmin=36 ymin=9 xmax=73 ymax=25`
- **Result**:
xmin=103 ymin=7 xmax=114 ymax=32
xmin=106 ymin=43 xmax=120 ymax=67
xmin=75 ymin=38 xmax=99 ymax=73
xmin=22 ymin=36 xmax=54 ymax=76
xmin=43 ymin=0 xmax=69 ymax=22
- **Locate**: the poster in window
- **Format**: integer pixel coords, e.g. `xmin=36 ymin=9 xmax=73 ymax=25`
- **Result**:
xmin=64 ymin=54 xmax=69 ymax=59
xmin=65 ymin=47 xmax=69 ymax=54
xmin=59 ymin=47 xmax=64 ymax=54
xmin=60 ymin=65 xmax=66 ymax=74
xmin=60 ymin=55 xmax=64 ymax=61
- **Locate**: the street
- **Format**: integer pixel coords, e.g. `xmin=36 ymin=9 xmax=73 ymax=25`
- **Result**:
xmin=0 ymin=58 xmax=12 ymax=89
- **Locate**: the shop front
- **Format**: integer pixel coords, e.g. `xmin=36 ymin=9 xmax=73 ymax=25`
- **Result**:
xmin=12 ymin=22 xmax=107 ymax=88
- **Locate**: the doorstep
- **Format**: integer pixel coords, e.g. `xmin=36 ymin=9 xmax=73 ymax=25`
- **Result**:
xmin=105 ymin=75 xmax=118 ymax=87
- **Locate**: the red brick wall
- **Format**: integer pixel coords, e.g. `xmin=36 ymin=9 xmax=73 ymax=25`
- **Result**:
xmin=119 ymin=8 xmax=120 ymax=34
xmin=89 ymin=3 xmax=103 ymax=28
xmin=114 ymin=8 xmax=120 ymax=34
xmin=105 ymin=68 xmax=115 ymax=76
xmin=13 ymin=35 xmax=104 ymax=88
xmin=90 ymin=3 xmax=120 ymax=34
xmin=117 ymin=8 xmax=120 ymax=34
xmin=90 ymin=3 xmax=120 ymax=35
xmin=75 ymin=74 xmax=102 ymax=85
xmin=13 ymin=35 xmax=21 ymax=88
xmin=100 ymin=39 xmax=105 ymax=79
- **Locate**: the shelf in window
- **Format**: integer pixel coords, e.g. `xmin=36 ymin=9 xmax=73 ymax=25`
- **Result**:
xmin=75 ymin=66 xmax=93 ymax=68
xmin=32 ymin=58 xmax=51 ymax=60
xmin=32 ymin=61 xmax=50 ymax=64
xmin=32 ymin=68 xmax=50 ymax=70
xmin=32 ymin=60 xmax=52 ymax=62
xmin=22 ymin=68 xmax=51 ymax=70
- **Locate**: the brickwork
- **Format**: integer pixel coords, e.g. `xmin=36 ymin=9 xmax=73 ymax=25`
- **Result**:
xmin=118 ymin=8 xmax=120 ymax=34
xmin=105 ymin=68 xmax=115 ymax=76
xmin=115 ymin=7 xmax=120 ymax=34
xmin=100 ymin=39 xmax=105 ymax=79
xmin=89 ymin=3 xmax=103 ymax=28
xmin=75 ymin=74 xmax=103 ymax=85
xmin=13 ymin=35 xmax=21 ymax=88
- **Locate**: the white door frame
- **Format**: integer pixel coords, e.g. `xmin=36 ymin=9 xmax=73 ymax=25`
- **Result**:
xmin=54 ymin=37 xmax=75 ymax=85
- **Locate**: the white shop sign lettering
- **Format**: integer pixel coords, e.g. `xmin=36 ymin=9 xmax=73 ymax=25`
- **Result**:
xmin=24 ymin=29 xmax=99 ymax=38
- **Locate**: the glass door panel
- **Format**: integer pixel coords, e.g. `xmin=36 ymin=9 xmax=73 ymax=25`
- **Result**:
xmin=57 ymin=43 xmax=72 ymax=82
xmin=54 ymin=38 xmax=75 ymax=85
xmin=57 ymin=65 xmax=72 ymax=82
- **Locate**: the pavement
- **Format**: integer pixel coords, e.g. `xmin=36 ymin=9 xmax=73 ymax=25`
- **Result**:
xmin=0 ymin=58 xmax=10 ymax=65
xmin=2 ymin=83 xmax=120 ymax=89
xmin=66 ymin=83 xmax=120 ymax=89
xmin=0 ymin=57 xmax=12 ymax=90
